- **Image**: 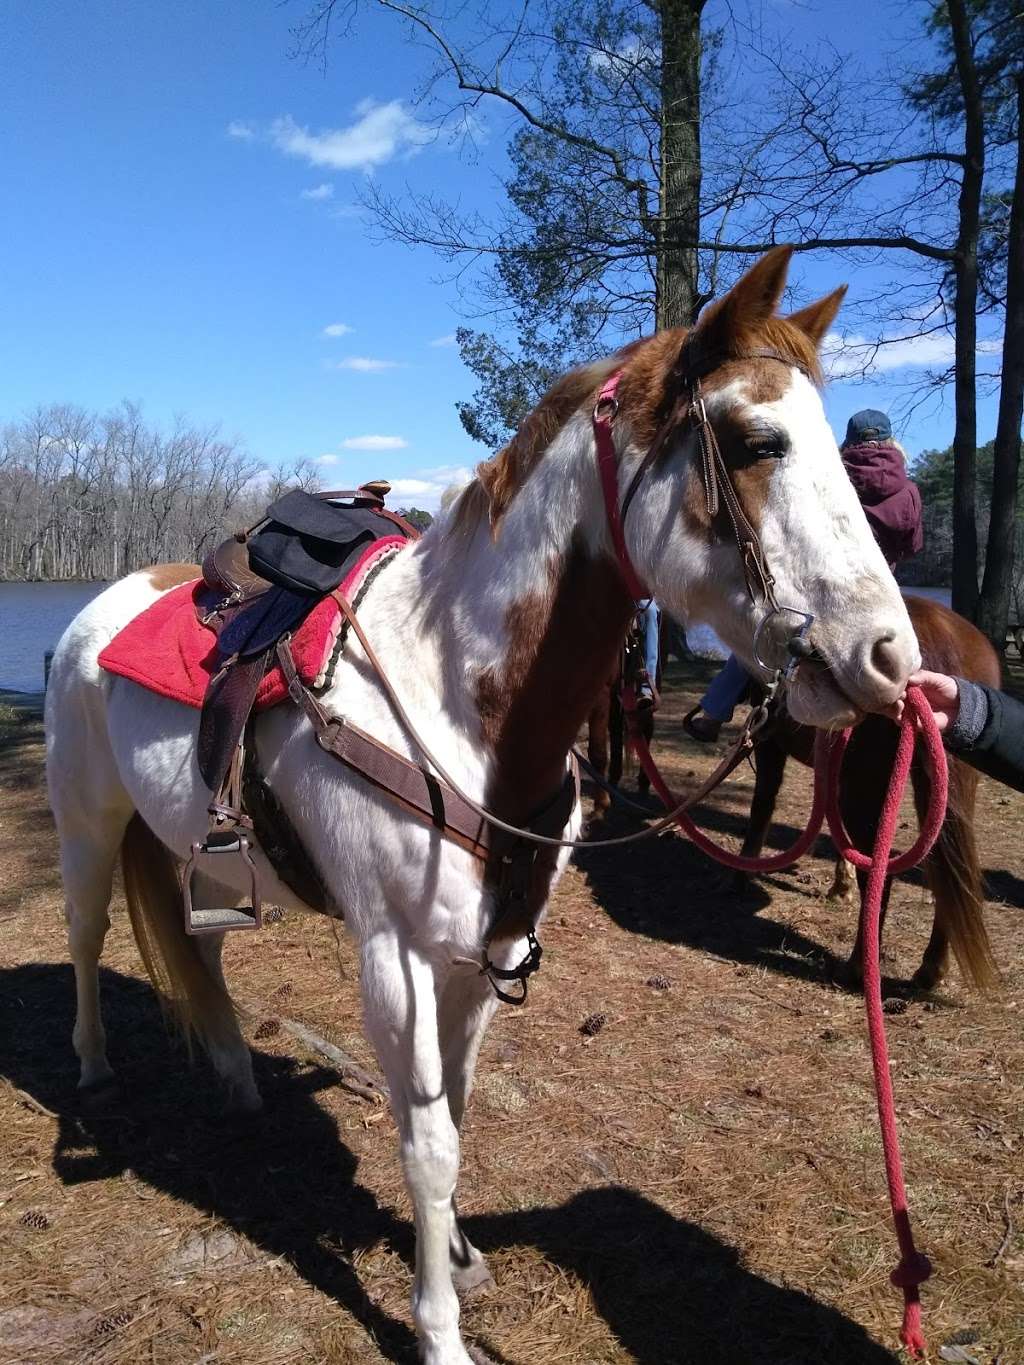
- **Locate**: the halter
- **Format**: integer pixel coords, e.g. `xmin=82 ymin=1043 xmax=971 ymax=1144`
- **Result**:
xmin=593 ymin=345 xmax=815 ymax=681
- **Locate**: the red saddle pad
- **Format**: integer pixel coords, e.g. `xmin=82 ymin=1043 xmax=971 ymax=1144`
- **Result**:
xmin=98 ymin=538 xmax=406 ymax=710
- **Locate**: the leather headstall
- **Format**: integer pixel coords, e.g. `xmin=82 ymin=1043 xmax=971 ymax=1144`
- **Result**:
xmin=597 ymin=340 xmax=813 ymax=618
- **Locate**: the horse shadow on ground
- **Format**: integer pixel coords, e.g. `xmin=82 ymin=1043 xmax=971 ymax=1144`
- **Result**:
xmin=578 ymin=775 xmax=1024 ymax=992
xmin=577 ymin=792 xmax=852 ymax=988
xmin=1 ymin=963 xmax=897 ymax=1364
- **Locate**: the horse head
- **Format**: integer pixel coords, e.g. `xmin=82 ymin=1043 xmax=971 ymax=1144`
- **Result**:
xmin=615 ymin=247 xmax=919 ymax=727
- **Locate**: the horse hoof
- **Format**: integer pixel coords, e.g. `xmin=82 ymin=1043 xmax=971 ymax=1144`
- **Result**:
xmin=77 ymin=1076 xmax=122 ymax=1111
xmin=77 ymin=1060 xmax=115 ymax=1091
xmin=833 ymin=960 xmax=863 ymax=992
xmin=453 ymin=1258 xmax=494 ymax=1296
xmin=826 ymin=885 xmax=857 ymax=906
xmin=467 ymin=1346 xmax=500 ymax=1365
xmin=224 ymin=1092 xmax=264 ymax=1117
xmin=910 ymin=966 xmax=942 ymax=994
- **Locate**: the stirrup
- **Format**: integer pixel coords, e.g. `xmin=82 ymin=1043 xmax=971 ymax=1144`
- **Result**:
xmin=183 ymin=830 xmax=263 ymax=935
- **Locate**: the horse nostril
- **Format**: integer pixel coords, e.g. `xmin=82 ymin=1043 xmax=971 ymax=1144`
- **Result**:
xmin=870 ymin=632 xmax=904 ymax=685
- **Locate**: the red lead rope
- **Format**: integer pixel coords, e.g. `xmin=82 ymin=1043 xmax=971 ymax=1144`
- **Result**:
xmin=623 ymin=685 xmax=947 ymax=1358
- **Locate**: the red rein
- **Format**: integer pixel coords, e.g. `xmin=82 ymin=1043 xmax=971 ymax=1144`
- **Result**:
xmin=625 ymin=687 xmax=947 ymax=1358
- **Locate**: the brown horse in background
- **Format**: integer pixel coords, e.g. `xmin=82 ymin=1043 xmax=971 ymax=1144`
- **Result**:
xmin=740 ymin=596 xmax=1001 ymax=993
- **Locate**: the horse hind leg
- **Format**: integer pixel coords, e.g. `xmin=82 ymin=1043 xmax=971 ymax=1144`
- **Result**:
xmin=193 ymin=926 xmax=261 ymax=1110
xmin=735 ymin=736 xmax=787 ymax=893
xmin=61 ymin=826 xmax=128 ymax=1090
xmin=46 ymin=682 xmax=134 ymax=1090
xmin=586 ymin=693 xmax=611 ymax=821
xmin=120 ymin=818 xmax=261 ymax=1111
xmin=827 ymin=856 xmax=858 ymax=905
xmin=360 ymin=929 xmax=473 ymax=1365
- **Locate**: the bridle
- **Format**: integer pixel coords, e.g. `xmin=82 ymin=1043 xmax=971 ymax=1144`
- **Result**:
xmin=593 ymin=343 xmax=818 ymax=689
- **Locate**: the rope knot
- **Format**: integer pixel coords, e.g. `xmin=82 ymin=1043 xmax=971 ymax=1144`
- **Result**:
xmin=890 ymin=1251 xmax=932 ymax=1290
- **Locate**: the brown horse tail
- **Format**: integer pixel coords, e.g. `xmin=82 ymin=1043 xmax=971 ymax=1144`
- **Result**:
xmin=905 ymin=594 xmax=1001 ymax=992
xmin=120 ymin=814 xmax=236 ymax=1052
xmin=922 ymin=761 xmax=999 ymax=992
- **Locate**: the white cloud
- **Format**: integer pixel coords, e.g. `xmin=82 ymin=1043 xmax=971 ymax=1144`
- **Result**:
xmin=340 ymin=435 xmax=408 ymax=451
xmin=227 ymin=120 xmax=255 ymax=140
xmin=315 ymin=454 xmax=339 ymax=465
xmin=322 ymin=322 xmax=354 ymax=338
xmin=588 ymin=37 xmax=659 ymax=74
xmin=386 ymin=465 xmax=475 ymax=512
xmin=334 ymin=356 xmax=400 ymax=372
xmin=822 ymin=329 xmax=1001 ymax=380
xmin=270 ymin=101 xmax=435 ymax=173
xmin=429 ymin=333 xmax=457 ymax=348
xmin=302 ymin=182 xmax=335 ymax=201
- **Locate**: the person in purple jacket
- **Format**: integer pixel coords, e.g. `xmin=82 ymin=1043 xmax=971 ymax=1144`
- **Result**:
xmin=684 ymin=409 xmax=924 ymax=742
xmin=838 ymin=408 xmax=923 ymax=567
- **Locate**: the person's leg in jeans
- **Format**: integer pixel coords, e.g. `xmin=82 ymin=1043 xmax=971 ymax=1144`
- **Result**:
xmin=685 ymin=654 xmax=750 ymax=741
xmin=637 ymin=599 xmax=660 ymax=706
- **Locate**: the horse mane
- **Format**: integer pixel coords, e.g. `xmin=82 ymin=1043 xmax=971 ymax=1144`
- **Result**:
xmin=449 ymin=303 xmax=825 ymax=534
xmin=449 ymin=357 xmax=622 ymax=533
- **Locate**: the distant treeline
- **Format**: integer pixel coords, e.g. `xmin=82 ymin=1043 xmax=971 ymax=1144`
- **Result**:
xmin=0 ymin=402 xmax=341 ymax=582
xmin=2 ymin=402 xmax=1016 ymax=610
xmin=900 ymin=441 xmax=1024 ymax=622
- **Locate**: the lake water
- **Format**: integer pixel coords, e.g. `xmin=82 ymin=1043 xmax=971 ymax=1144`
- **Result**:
xmin=0 ymin=582 xmax=110 ymax=692
xmin=0 ymin=580 xmax=954 ymax=695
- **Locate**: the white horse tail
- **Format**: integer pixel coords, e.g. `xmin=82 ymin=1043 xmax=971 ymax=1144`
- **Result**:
xmin=121 ymin=815 xmax=235 ymax=1054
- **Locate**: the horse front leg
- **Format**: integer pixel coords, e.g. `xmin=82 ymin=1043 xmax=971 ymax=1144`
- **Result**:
xmin=735 ymin=737 xmax=787 ymax=893
xmin=438 ymin=968 xmax=500 ymax=1294
xmin=360 ymin=929 xmax=472 ymax=1365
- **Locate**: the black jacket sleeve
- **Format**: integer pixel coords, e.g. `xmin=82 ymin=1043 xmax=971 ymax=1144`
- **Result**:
xmin=948 ymin=680 xmax=1024 ymax=794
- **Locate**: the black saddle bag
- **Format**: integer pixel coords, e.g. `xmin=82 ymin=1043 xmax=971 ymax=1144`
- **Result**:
xmin=247 ymin=489 xmax=390 ymax=596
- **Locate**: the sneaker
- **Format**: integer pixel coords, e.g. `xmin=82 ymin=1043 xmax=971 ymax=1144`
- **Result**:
xmin=635 ymin=681 xmax=656 ymax=713
xmin=683 ymin=708 xmax=722 ymax=743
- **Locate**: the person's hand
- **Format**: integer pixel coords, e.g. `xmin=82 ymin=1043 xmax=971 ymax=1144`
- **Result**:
xmin=884 ymin=670 xmax=961 ymax=732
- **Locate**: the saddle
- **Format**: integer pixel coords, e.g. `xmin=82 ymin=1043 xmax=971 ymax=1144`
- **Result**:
xmin=185 ymin=481 xmax=419 ymax=934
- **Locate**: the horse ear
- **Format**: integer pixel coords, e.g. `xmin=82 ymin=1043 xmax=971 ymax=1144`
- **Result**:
xmin=695 ymin=245 xmax=794 ymax=350
xmin=788 ymin=285 xmax=847 ymax=347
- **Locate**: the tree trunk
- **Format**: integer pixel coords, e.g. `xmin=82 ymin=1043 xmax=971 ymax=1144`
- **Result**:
xmin=656 ymin=0 xmax=705 ymax=329
xmin=948 ymin=0 xmax=984 ymax=619
xmin=977 ymin=74 xmax=1024 ymax=650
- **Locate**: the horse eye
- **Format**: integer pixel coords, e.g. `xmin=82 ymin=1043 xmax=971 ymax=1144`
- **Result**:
xmin=745 ymin=439 xmax=787 ymax=460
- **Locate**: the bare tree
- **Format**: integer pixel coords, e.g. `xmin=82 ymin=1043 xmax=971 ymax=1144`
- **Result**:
xmin=292 ymin=0 xmax=1021 ymax=628
xmin=0 ymin=404 xmax=269 ymax=581
xmin=977 ymin=72 xmax=1024 ymax=646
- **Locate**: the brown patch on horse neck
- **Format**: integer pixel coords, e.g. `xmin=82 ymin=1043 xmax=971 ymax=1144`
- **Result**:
xmin=476 ymin=536 xmax=633 ymax=939
xmin=145 ymin=563 xmax=200 ymax=590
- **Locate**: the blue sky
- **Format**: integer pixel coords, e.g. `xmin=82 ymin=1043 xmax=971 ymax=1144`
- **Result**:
xmin=0 ymin=1 xmax=1003 ymax=509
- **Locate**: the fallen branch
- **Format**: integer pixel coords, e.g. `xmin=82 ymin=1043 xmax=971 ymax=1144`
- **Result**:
xmin=988 ymin=1186 xmax=1016 ymax=1268
xmin=241 ymin=1001 xmax=388 ymax=1103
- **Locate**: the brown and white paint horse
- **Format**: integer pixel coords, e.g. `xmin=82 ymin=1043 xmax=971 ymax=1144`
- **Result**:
xmin=46 ymin=248 xmax=921 ymax=1363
